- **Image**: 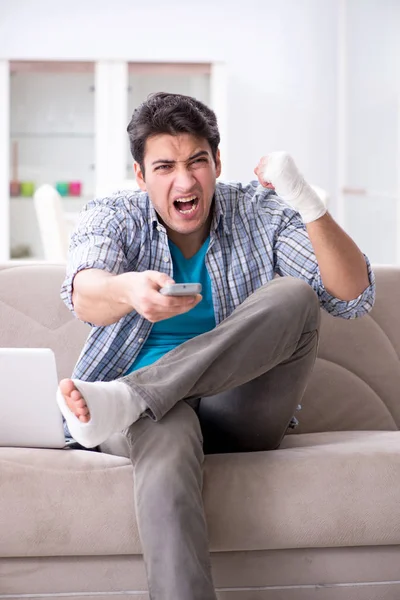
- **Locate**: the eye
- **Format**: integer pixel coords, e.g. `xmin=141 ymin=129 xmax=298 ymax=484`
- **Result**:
xmin=190 ymin=158 xmax=208 ymax=167
xmin=155 ymin=164 xmax=172 ymax=171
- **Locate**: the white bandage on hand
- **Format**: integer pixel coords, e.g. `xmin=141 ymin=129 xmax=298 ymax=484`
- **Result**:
xmin=262 ymin=152 xmax=327 ymax=223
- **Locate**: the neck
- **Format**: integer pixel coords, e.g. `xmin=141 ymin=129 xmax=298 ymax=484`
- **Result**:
xmin=167 ymin=217 xmax=211 ymax=259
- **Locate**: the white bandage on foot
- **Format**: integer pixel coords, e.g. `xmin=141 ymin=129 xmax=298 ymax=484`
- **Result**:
xmin=56 ymin=380 xmax=148 ymax=448
xmin=263 ymin=151 xmax=327 ymax=223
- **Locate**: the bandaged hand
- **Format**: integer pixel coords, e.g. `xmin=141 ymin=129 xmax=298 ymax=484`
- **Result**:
xmin=254 ymin=151 xmax=327 ymax=223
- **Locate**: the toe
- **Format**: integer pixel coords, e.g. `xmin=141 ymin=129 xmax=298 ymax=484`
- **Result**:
xmin=75 ymin=397 xmax=90 ymax=420
xmin=74 ymin=397 xmax=86 ymax=409
xmin=59 ymin=378 xmax=76 ymax=397
xmin=59 ymin=380 xmax=89 ymax=419
xmin=58 ymin=379 xmax=91 ymax=423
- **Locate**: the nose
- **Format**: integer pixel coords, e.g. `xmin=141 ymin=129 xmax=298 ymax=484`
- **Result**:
xmin=174 ymin=165 xmax=196 ymax=192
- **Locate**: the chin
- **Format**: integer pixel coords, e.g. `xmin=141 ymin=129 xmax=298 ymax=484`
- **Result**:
xmin=174 ymin=224 xmax=201 ymax=235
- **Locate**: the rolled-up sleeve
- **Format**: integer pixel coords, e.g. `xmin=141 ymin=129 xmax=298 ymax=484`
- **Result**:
xmin=273 ymin=210 xmax=376 ymax=319
xmin=60 ymin=200 xmax=130 ymax=316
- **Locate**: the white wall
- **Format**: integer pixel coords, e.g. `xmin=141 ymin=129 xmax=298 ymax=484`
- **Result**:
xmin=343 ymin=0 xmax=400 ymax=264
xmin=0 ymin=0 xmax=339 ymax=209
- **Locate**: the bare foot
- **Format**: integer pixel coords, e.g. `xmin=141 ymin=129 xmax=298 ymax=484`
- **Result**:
xmin=59 ymin=378 xmax=91 ymax=423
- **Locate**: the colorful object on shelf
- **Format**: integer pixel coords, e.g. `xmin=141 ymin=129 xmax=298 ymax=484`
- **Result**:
xmin=69 ymin=181 xmax=82 ymax=196
xmin=20 ymin=181 xmax=35 ymax=197
xmin=10 ymin=181 xmax=21 ymax=197
xmin=55 ymin=182 xmax=69 ymax=196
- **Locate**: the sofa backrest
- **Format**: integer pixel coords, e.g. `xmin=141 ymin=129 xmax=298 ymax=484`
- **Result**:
xmin=295 ymin=266 xmax=400 ymax=434
xmin=0 ymin=264 xmax=89 ymax=381
xmin=0 ymin=263 xmax=399 ymax=433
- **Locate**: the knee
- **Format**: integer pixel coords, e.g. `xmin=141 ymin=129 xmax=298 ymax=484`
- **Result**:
xmin=128 ymin=402 xmax=204 ymax=475
xmin=276 ymin=275 xmax=316 ymax=300
xmin=274 ymin=277 xmax=320 ymax=331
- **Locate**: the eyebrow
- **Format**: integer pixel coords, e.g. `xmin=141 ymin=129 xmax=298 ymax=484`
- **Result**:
xmin=151 ymin=150 xmax=210 ymax=166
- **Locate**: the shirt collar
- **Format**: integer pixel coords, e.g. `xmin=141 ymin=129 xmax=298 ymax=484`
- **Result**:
xmin=149 ymin=201 xmax=160 ymax=232
xmin=210 ymin=183 xmax=231 ymax=235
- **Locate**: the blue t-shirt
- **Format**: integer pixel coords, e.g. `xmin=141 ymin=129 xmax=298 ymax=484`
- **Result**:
xmin=125 ymin=236 xmax=216 ymax=374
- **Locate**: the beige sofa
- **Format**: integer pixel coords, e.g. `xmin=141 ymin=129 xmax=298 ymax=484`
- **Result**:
xmin=1 ymin=263 xmax=400 ymax=600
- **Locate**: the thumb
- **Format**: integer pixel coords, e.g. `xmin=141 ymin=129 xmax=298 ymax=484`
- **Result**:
xmin=146 ymin=270 xmax=175 ymax=289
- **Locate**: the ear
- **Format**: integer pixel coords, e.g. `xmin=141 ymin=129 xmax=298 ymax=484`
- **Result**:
xmin=134 ymin=162 xmax=147 ymax=191
xmin=215 ymin=149 xmax=222 ymax=178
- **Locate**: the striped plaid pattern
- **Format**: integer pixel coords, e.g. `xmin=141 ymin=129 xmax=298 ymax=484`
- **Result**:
xmin=61 ymin=181 xmax=375 ymax=382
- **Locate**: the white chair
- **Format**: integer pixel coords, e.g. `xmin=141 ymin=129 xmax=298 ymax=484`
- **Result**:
xmin=33 ymin=184 xmax=79 ymax=262
xmin=34 ymin=180 xmax=140 ymax=262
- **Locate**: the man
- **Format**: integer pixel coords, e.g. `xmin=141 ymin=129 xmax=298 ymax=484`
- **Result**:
xmin=58 ymin=92 xmax=375 ymax=600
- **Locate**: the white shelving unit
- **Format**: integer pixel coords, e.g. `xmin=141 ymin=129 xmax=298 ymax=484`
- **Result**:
xmin=0 ymin=61 xmax=10 ymax=262
xmin=0 ymin=60 xmax=228 ymax=261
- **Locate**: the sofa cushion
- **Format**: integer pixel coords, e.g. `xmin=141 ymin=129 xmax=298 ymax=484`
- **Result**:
xmin=2 ymin=430 xmax=400 ymax=558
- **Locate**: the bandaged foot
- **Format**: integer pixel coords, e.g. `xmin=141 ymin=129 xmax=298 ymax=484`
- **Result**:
xmin=57 ymin=379 xmax=148 ymax=448
xmin=259 ymin=151 xmax=327 ymax=223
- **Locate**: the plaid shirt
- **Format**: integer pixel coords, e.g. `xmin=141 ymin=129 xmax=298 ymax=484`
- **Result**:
xmin=61 ymin=181 xmax=375 ymax=382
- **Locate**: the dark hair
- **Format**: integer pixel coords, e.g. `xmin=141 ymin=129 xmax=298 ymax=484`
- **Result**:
xmin=127 ymin=92 xmax=220 ymax=175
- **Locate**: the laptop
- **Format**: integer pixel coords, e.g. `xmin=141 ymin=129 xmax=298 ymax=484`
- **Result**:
xmin=0 ymin=348 xmax=66 ymax=448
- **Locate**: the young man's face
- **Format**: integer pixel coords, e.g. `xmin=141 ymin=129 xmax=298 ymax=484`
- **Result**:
xmin=134 ymin=133 xmax=221 ymax=239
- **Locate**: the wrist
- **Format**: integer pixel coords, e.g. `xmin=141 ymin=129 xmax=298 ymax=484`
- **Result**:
xmin=292 ymin=182 xmax=327 ymax=224
xmin=107 ymin=272 xmax=138 ymax=310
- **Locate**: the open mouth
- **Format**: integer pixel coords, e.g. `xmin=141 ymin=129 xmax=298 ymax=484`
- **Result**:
xmin=173 ymin=196 xmax=199 ymax=215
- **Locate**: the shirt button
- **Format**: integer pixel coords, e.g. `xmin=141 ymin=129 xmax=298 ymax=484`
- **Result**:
xmin=157 ymin=225 xmax=162 ymax=232
xmin=138 ymin=338 xmax=144 ymax=343
xmin=163 ymin=256 xmax=169 ymax=262
xmin=116 ymin=368 xmax=123 ymax=373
